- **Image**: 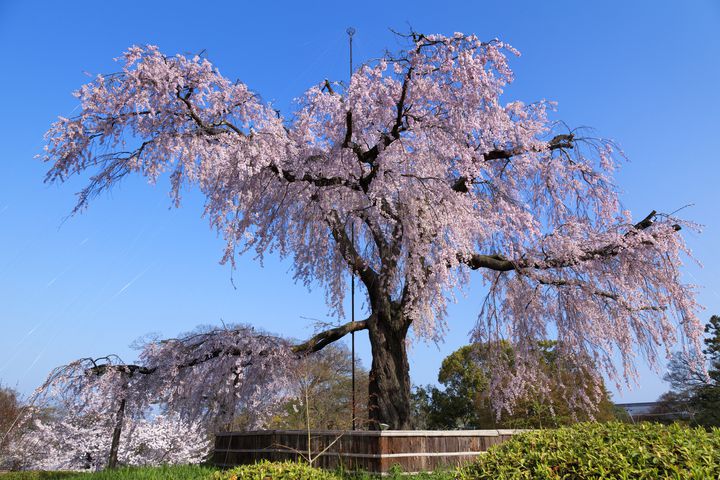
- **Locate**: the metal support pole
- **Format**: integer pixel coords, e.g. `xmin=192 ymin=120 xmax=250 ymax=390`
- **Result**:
xmin=346 ymin=26 xmax=356 ymax=431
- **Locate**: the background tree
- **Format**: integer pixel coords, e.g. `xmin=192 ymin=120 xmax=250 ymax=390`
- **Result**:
xmin=655 ymin=315 xmax=720 ymax=427
xmin=650 ymin=390 xmax=692 ymax=423
xmin=0 ymin=383 xmax=63 ymax=470
xmin=413 ymin=342 xmax=623 ymax=429
xmin=0 ymin=384 xmax=24 ymax=469
xmin=0 ymin=384 xmax=22 ymax=445
xmin=264 ymin=344 xmax=370 ymax=431
xmin=692 ymin=316 xmax=720 ymax=426
xmin=42 ymin=32 xmax=702 ymax=428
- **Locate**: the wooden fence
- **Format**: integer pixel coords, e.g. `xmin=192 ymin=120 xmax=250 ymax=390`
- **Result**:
xmin=213 ymin=429 xmax=523 ymax=474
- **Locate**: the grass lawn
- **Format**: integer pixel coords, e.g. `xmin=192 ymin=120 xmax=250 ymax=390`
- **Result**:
xmin=0 ymin=464 xmax=453 ymax=480
xmin=0 ymin=466 xmax=217 ymax=480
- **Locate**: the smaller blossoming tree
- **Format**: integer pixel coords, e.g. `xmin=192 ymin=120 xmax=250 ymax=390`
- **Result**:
xmin=7 ymin=324 xmax=294 ymax=470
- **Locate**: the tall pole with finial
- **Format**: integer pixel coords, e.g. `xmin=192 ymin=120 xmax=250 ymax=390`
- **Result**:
xmin=346 ymin=26 xmax=356 ymax=431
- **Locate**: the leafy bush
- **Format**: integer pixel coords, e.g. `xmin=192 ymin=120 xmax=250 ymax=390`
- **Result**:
xmin=461 ymin=422 xmax=720 ymax=479
xmin=212 ymin=460 xmax=341 ymax=480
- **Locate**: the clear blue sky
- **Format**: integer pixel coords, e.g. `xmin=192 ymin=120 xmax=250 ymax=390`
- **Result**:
xmin=1 ymin=0 xmax=718 ymax=404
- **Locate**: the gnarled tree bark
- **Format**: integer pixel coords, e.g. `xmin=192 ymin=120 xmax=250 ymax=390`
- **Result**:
xmin=366 ymin=302 xmax=412 ymax=429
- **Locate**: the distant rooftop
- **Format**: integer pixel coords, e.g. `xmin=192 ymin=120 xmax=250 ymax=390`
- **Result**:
xmin=616 ymin=401 xmax=691 ymax=421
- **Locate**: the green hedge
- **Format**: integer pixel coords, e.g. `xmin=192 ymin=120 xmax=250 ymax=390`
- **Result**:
xmin=461 ymin=422 xmax=720 ymax=479
xmin=211 ymin=460 xmax=341 ymax=480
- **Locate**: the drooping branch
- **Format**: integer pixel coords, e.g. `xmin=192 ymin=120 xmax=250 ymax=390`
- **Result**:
xmin=84 ymin=319 xmax=370 ymax=380
xmin=529 ymin=273 xmax=665 ymax=312
xmin=89 ymin=363 xmax=155 ymax=376
xmin=87 ymin=345 xmax=276 ymax=378
xmin=292 ymin=319 xmax=370 ymax=354
xmin=463 ymin=210 xmax=679 ymax=272
xmin=363 ymin=68 xmax=412 ymax=165
xmin=177 ymin=87 xmax=232 ymax=136
xmin=327 ymin=211 xmax=380 ymax=293
xmin=452 ymin=134 xmax=576 ymax=193
xmin=177 ymin=88 xmax=364 ymax=194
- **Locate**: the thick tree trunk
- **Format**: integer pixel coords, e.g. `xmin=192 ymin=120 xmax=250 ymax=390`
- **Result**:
xmin=367 ymin=305 xmax=412 ymax=430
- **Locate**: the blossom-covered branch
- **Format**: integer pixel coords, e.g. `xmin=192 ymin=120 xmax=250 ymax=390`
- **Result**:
xmin=463 ymin=210 xmax=679 ymax=272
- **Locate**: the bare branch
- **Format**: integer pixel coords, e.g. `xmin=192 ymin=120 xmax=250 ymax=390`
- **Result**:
xmin=292 ymin=319 xmax=370 ymax=355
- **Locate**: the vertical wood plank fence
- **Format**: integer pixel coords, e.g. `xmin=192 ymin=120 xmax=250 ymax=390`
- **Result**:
xmin=213 ymin=429 xmax=523 ymax=474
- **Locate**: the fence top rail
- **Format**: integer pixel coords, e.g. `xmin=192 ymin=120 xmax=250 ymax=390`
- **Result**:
xmin=215 ymin=429 xmax=528 ymax=437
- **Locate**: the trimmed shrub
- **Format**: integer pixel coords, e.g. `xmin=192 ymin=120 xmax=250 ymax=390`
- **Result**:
xmin=461 ymin=422 xmax=720 ymax=479
xmin=212 ymin=460 xmax=341 ymax=480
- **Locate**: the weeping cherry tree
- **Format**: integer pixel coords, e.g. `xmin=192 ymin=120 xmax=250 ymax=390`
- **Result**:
xmin=42 ymin=32 xmax=702 ymax=429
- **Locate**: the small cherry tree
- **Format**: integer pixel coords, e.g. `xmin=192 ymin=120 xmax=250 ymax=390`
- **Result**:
xmin=11 ymin=325 xmax=293 ymax=469
xmin=42 ymin=32 xmax=702 ymax=429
